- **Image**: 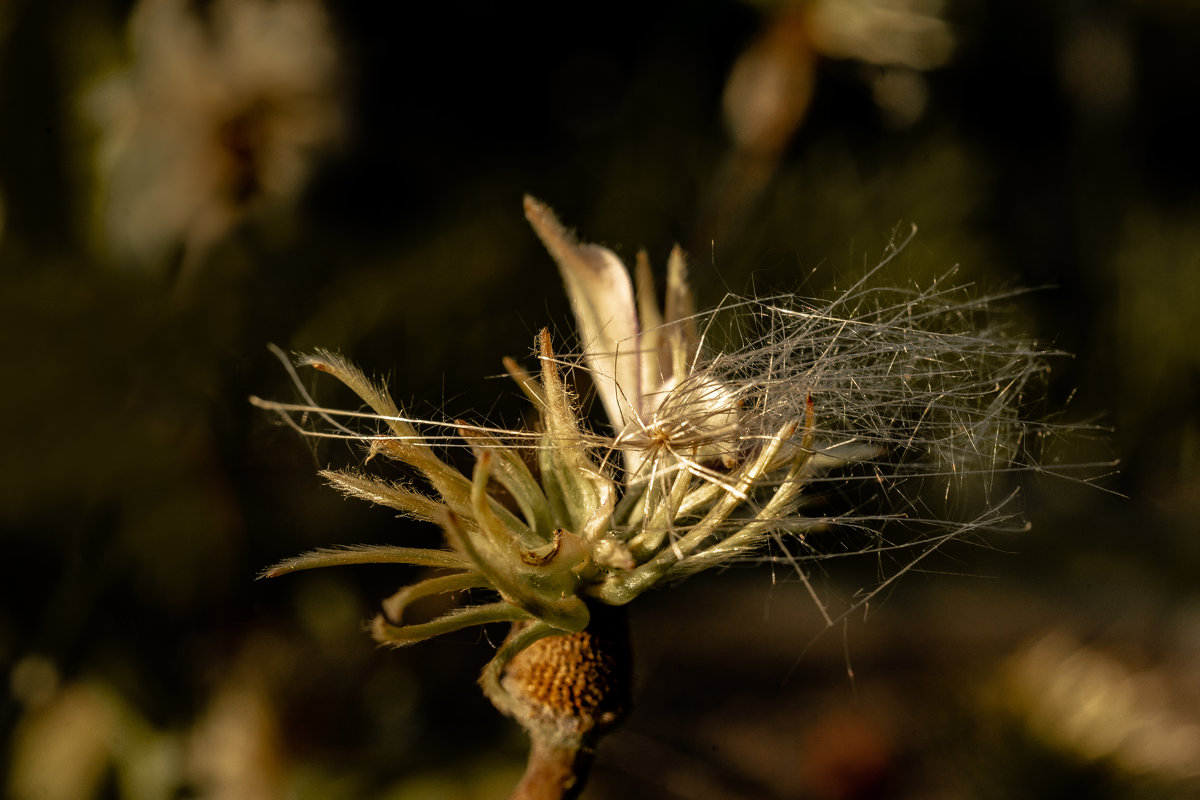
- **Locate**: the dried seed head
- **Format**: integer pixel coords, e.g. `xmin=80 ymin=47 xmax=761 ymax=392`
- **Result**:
xmin=254 ymin=196 xmax=1096 ymax=694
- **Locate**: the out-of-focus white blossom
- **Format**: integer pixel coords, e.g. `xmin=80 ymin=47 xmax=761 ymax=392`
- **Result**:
xmin=806 ymin=0 xmax=954 ymax=72
xmin=87 ymin=0 xmax=343 ymax=275
xmin=713 ymin=0 xmax=955 ymax=243
xmin=725 ymin=0 xmax=954 ymax=158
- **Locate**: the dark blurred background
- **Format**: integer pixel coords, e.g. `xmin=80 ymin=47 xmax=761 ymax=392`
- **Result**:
xmin=2 ymin=1 xmax=1198 ymax=798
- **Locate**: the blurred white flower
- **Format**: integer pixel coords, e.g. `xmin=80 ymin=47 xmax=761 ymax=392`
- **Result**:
xmin=806 ymin=0 xmax=954 ymax=72
xmin=725 ymin=0 xmax=953 ymax=158
xmin=87 ymin=0 xmax=343 ymax=275
xmin=714 ymin=0 xmax=955 ymax=240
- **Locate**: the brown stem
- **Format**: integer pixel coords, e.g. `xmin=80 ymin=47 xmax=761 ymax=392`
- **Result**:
xmin=495 ymin=603 xmax=632 ymax=800
xmin=509 ymin=736 xmax=594 ymax=800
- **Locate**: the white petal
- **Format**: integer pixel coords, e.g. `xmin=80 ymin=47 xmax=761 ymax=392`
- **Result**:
xmin=525 ymin=196 xmax=644 ymax=432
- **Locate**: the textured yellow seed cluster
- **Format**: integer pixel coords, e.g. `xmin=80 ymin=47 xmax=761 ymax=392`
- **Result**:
xmin=501 ymin=615 xmax=630 ymax=743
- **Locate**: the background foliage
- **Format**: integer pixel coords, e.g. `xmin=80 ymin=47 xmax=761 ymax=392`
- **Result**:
xmin=2 ymin=1 xmax=1198 ymax=798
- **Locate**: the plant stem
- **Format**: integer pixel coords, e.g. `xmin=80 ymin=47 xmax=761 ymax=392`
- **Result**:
xmin=509 ymin=736 xmax=594 ymax=800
